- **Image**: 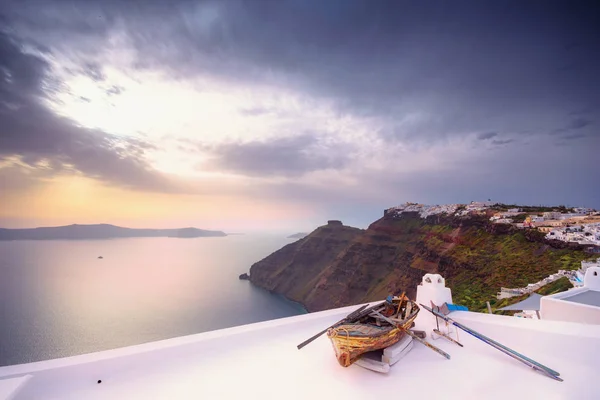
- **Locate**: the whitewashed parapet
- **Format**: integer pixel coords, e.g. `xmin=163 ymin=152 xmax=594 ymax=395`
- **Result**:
xmin=541 ymin=266 xmax=600 ymax=324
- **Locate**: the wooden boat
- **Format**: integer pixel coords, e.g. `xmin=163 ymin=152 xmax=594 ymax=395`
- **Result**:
xmin=326 ymin=296 xmax=420 ymax=367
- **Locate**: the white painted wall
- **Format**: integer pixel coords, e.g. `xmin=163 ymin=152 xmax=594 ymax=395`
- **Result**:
xmin=540 ymin=267 xmax=600 ymax=324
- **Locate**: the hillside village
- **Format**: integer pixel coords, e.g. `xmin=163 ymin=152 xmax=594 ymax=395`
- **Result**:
xmin=386 ymin=201 xmax=600 ymax=306
xmin=386 ymin=201 xmax=600 ymax=248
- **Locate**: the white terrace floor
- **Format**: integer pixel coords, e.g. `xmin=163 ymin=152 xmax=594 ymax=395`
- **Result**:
xmin=1 ymin=303 xmax=599 ymax=400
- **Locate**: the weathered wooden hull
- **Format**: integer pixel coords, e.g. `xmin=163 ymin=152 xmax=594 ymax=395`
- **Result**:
xmin=327 ymin=300 xmax=419 ymax=367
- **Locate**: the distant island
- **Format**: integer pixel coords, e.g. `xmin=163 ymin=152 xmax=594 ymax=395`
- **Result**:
xmin=0 ymin=224 xmax=227 ymax=240
xmin=287 ymin=232 xmax=308 ymax=239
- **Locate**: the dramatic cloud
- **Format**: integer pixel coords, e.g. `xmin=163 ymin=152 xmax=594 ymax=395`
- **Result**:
xmin=477 ymin=132 xmax=498 ymax=140
xmin=1 ymin=0 xmax=599 ymax=229
xmin=82 ymin=62 xmax=105 ymax=82
xmin=567 ymin=117 xmax=592 ymax=130
xmin=550 ymin=117 xmax=594 ymax=137
xmin=117 ymin=0 xmax=600 ymax=141
xmin=491 ymin=139 xmax=514 ymax=145
xmin=0 ymin=31 xmax=175 ymax=192
xmin=562 ymin=133 xmax=587 ymax=141
xmin=201 ymin=135 xmax=350 ymax=177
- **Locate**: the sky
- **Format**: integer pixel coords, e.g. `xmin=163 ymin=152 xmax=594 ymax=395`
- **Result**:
xmin=0 ymin=0 xmax=599 ymax=232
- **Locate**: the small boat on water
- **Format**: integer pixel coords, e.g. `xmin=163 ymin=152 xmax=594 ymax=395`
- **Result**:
xmin=327 ymin=295 xmax=419 ymax=367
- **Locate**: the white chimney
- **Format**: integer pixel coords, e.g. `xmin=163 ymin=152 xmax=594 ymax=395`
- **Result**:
xmin=414 ymin=273 xmax=453 ymax=332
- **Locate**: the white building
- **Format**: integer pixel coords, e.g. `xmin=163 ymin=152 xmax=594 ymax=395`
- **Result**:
xmin=559 ymin=213 xmax=586 ymax=220
xmin=387 ymin=203 xmax=460 ymax=219
xmin=536 ymin=219 xmax=562 ymax=227
xmin=545 ymin=222 xmax=600 ymax=247
xmin=469 ymin=201 xmax=495 ymax=207
xmin=543 ymin=212 xmax=562 ymax=220
xmin=582 ymin=258 xmax=600 ymax=273
xmin=541 ymin=266 xmax=600 ymax=324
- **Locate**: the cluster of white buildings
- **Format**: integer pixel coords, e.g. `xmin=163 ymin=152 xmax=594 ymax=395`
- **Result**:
xmin=486 ymin=206 xmax=600 ymax=249
xmin=386 ymin=201 xmax=497 ymax=219
xmin=456 ymin=201 xmax=496 ymax=216
xmin=544 ymin=222 xmax=600 ymax=246
xmin=385 ymin=201 xmax=600 ymax=249
xmin=491 ymin=209 xmax=594 ymax=226
xmin=385 ymin=203 xmax=460 ymax=218
xmin=490 ymin=209 xmax=521 ymax=224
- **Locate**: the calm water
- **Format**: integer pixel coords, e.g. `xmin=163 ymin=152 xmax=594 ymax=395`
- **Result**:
xmin=0 ymin=235 xmax=305 ymax=367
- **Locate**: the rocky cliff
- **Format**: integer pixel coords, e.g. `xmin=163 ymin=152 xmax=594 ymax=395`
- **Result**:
xmin=248 ymin=213 xmax=592 ymax=312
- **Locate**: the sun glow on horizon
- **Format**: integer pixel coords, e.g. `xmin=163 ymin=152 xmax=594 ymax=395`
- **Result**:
xmin=0 ymin=174 xmax=318 ymax=231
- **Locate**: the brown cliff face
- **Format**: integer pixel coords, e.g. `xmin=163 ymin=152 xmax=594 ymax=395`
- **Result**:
xmin=249 ymin=222 xmax=364 ymax=311
xmin=248 ymin=214 xmax=592 ymax=312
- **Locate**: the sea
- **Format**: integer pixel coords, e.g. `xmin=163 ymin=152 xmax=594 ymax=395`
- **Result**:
xmin=0 ymin=235 xmax=305 ymax=367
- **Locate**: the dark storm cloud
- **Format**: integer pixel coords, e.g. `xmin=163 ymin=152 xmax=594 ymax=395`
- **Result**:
xmin=491 ymin=139 xmax=514 ymax=146
xmin=201 ymin=135 xmax=349 ymax=177
xmin=4 ymin=1 xmax=599 ymax=139
xmin=111 ymin=0 xmax=598 ymax=148
xmin=245 ymin=138 xmax=599 ymax=217
xmin=1 ymin=0 xmax=599 ymax=209
xmin=0 ymin=31 xmax=175 ymax=192
xmin=550 ymin=117 xmax=594 ymax=135
xmin=562 ymin=133 xmax=587 ymax=140
xmin=567 ymin=117 xmax=592 ymax=130
xmin=477 ymin=132 xmax=498 ymax=140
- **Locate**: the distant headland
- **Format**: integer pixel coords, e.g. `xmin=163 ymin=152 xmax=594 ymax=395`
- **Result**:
xmin=0 ymin=224 xmax=227 ymax=240
xmin=245 ymin=202 xmax=599 ymax=313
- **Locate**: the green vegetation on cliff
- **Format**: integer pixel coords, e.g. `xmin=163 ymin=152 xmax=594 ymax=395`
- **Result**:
xmin=492 ymin=277 xmax=573 ymax=315
xmin=248 ymin=213 xmax=592 ymax=313
xmin=434 ymin=226 xmax=587 ymax=311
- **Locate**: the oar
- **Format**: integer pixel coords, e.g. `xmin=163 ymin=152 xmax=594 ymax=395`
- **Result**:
xmin=479 ymin=334 xmax=563 ymax=382
xmin=420 ymin=303 xmax=561 ymax=380
xmin=395 ymin=291 xmax=406 ymax=318
xmin=297 ymin=304 xmax=368 ymax=350
xmin=371 ymin=310 xmax=451 ymax=360
xmin=433 ymin=329 xmax=463 ymax=347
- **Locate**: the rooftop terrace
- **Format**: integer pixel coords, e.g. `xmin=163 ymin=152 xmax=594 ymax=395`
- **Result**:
xmin=1 ymin=297 xmax=599 ymax=400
